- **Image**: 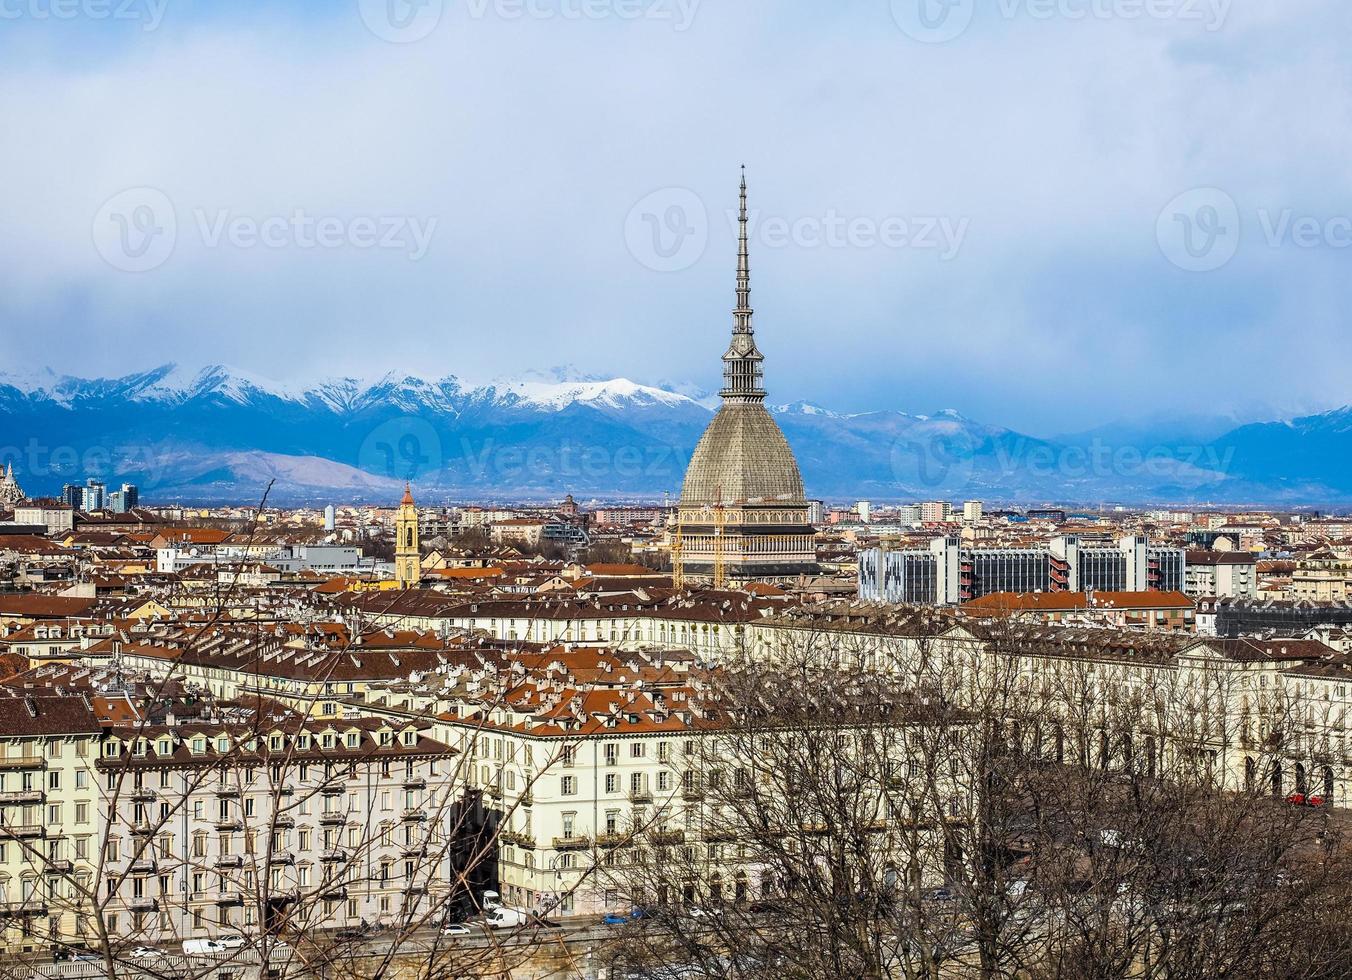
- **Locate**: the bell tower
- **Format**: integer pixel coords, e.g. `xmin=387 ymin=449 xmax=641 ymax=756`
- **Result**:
xmin=395 ymin=484 xmax=421 ymax=588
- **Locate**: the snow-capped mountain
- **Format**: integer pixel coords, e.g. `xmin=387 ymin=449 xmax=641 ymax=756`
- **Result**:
xmin=0 ymin=363 xmax=1347 ymax=504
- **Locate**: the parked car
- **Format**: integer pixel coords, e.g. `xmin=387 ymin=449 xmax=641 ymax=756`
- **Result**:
xmin=441 ymin=923 xmax=471 ymax=937
xmin=182 ymin=937 xmax=246 ymax=956
xmin=127 ymin=946 xmax=165 ymax=959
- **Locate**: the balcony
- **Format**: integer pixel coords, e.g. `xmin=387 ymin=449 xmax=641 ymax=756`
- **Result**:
xmin=319 ymin=812 xmax=347 ymax=827
xmin=500 ymin=831 xmax=536 ymax=850
xmin=319 ymin=886 xmax=347 ymax=901
xmin=595 ymin=833 xmax=629 ymax=848
xmin=268 ymin=851 xmax=295 ymax=865
xmin=650 ymin=829 xmax=685 ymax=845
xmin=401 ymin=808 xmax=427 ymax=822
xmin=128 ymin=896 xmax=158 ymax=912
xmin=130 ymin=858 xmax=157 ymax=874
xmin=214 ymin=786 xmax=241 ymax=799
xmin=319 ymin=849 xmax=348 ymax=864
xmin=44 ymin=858 xmax=74 ymax=874
xmin=129 ymin=788 xmax=157 ymax=804
xmin=552 ymin=835 xmax=589 ymax=851
xmin=0 ymin=757 xmax=45 ymax=771
xmin=628 ymin=789 xmax=654 ymax=804
xmin=129 ymin=823 xmax=155 ymax=837
xmin=0 ymin=791 xmax=43 ymax=806
xmin=215 ymin=891 xmax=243 ymax=905
xmin=215 ymin=854 xmax=243 ymax=869
xmin=272 ymin=815 xmax=295 ymax=829
xmin=214 ymin=819 xmax=243 ymax=832
xmin=0 ymin=900 xmax=46 ymax=916
xmin=681 ymin=786 xmax=703 ymax=801
xmin=402 ymin=777 xmax=427 ymax=790
xmin=2 ymin=824 xmax=44 ymax=839
xmin=320 ymin=783 xmax=345 ymax=798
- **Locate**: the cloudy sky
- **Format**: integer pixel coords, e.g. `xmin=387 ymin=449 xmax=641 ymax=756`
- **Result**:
xmin=1 ymin=0 xmax=1349 ymax=435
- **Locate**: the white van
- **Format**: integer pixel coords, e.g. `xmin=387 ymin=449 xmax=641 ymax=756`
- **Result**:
xmin=485 ymin=907 xmax=529 ymax=929
xmin=183 ymin=937 xmax=247 ymax=956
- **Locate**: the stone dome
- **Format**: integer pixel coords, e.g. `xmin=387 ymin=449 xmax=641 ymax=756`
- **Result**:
xmin=681 ymin=402 xmax=806 ymax=507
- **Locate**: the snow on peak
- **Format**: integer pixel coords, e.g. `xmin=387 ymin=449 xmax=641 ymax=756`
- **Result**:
xmin=487 ymin=377 xmax=702 ymax=412
xmin=771 ymin=400 xmax=839 ymax=418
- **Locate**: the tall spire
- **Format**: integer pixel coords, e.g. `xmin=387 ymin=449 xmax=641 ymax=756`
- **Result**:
xmin=722 ymin=166 xmax=766 ymax=403
xmin=734 ymin=165 xmax=752 ymax=335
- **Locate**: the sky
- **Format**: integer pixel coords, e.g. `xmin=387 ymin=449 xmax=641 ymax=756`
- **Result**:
xmin=1 ymin=0 xmax=1350 ymax=436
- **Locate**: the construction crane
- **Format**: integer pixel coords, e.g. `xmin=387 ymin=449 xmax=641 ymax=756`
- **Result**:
xmin=671 ymin=508 xmax=685 ymax=591
xmin=711 ymin=487 xmax=727 ymax=591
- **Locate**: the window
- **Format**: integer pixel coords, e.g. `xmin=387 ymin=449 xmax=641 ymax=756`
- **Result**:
xmin=561 ymin=776 xmax=577 ymax=796
xmin=605 ymin=774 xmax=618 ymax=794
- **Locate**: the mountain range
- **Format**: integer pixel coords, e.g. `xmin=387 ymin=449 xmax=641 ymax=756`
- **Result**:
xmin=0 ymin=364 xmax=1348 ymax=506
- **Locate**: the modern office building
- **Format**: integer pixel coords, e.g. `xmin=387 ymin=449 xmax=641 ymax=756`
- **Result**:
xmin=859 ymin=535 xmax=1187 ymax=606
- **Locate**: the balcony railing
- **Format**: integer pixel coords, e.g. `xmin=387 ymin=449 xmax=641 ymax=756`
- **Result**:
xmin=401 ymin=808 xmax=427 ymax=822
xmin=0 ymin=791 xmax=43 ymax=806
xmin=628 ymin=789 xmax=654 ymax=804
xmin=319 ymin=849 xmax=349 ymax=863
xmin=2 ymin=824 xmax=45 ymax=839
xmin=552 ymin=835 xmax=589 ymax=851
xmin=0 ymin=757 xmax=45 ymax=771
